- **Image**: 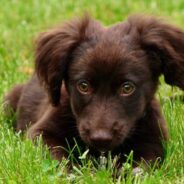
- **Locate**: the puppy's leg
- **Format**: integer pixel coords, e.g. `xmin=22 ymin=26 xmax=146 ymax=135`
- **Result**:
xmin=116 ymin=100 xmax=169 ymax=178
xmin=131 ymin=99 xmax=169 ymax=167
xmin=27 ymin=125 xmax=68 ymax=161
xmin=27 ymin=106 xmax=73 ymax=161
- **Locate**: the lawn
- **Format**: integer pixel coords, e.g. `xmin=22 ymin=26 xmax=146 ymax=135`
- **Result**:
xmin=0 ymin=0 xmax=184 ymax=183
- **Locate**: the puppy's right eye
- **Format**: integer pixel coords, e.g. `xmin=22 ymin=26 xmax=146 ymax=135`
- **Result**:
xmin=77 ymin=80 xmax=92 ymax=95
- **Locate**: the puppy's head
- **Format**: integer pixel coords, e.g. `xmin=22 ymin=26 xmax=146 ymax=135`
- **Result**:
xmin=35 ymin=15 xmax=184 ymax=152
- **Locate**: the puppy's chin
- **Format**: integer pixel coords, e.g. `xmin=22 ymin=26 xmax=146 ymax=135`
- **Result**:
xmin=82 ymin=136 xmax=126 ymax=153
xmin=89 ymin=144 xmax=113 ymax=153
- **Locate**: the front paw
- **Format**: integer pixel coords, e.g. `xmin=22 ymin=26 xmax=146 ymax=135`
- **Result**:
xmin=27 ymin=126 xmax=43 ymax=140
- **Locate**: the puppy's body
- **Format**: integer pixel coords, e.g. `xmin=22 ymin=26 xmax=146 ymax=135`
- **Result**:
xmin=5 ymin=15 xmax=184 ymax=164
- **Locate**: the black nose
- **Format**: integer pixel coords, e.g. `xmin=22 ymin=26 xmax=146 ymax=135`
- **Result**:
xmin=90 ymin=130 xmax=112 ymax=151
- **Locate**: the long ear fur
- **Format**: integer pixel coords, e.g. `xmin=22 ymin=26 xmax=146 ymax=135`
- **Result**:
xmin=128 ymin=15 xmax=184 ymax=90
xmin=35 ymin=15 xmax=99 ymax=106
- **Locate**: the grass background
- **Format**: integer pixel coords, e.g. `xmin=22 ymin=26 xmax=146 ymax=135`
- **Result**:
xmin=0 ymin=0 xmax=184 ymax=183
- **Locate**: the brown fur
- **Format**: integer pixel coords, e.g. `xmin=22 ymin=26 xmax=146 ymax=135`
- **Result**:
xmin=4 ymin=15 xmax=184 ymax=165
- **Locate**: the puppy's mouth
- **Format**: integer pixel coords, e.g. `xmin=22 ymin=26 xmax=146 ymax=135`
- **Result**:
xmin=84 ymin=134 xmax=125 ymax=153
xmin=89 ymin=141 xmax=114 ymax=153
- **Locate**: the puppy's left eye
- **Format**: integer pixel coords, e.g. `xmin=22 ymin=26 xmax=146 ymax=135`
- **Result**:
xmin=119 ymin=81 xmax=135 ymax=96
xmin=77 ymin=80 xmax=93 ymax=95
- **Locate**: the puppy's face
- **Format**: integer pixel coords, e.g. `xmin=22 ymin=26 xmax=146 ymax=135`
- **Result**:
xmin=36 ymin=15 xmax=184 ymax=152
xmin=67 ymin=35 xmax=158 ymax=152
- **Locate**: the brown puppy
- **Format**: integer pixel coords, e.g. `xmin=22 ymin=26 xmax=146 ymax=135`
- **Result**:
xmin=4 ymin=15 xmax=184 ymax=165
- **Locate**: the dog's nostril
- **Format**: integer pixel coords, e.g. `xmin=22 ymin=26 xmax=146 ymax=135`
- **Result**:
xmin=113 ymin=121 xmax=119 ymax=126
xmin=113 ymin=121 xmax=123 ymax=133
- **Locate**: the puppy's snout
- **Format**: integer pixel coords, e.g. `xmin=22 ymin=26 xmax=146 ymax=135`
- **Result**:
xmin=90 ymin=130 xmax=112 ymax=151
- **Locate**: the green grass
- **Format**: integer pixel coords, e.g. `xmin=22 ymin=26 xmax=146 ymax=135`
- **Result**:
xmin=0 ymin=0 xmax=184 ymax=183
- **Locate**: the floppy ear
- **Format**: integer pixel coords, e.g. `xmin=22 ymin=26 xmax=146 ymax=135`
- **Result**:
xmin=35 ymin=15 xmax=98 ymax=106
xmin=128 ymin=15 xmax=184 ymax=90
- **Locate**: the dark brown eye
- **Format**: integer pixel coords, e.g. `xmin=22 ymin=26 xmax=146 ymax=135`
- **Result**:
xmin=119 ymin=81 xmax=135 ymax=96
xmin=77 ymin=80 xmax=92 ymax=95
